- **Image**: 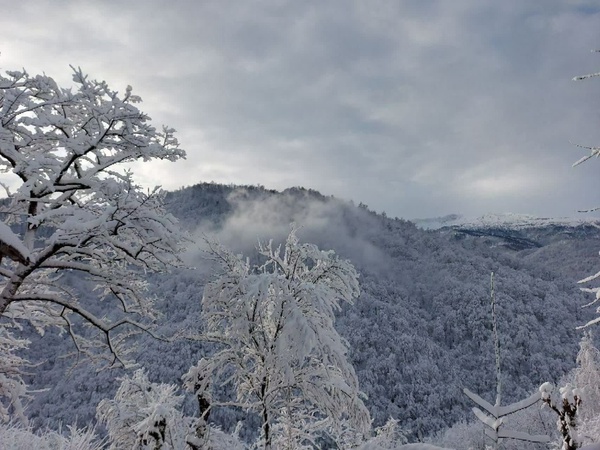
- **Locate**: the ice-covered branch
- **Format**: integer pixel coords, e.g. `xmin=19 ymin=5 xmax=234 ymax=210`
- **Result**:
xmin=0 ymin=66 xmax=186 ymax=381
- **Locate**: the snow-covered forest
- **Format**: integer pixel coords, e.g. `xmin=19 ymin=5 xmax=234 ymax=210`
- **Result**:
xmin=1 ymin=67 xmax=600 ymax=450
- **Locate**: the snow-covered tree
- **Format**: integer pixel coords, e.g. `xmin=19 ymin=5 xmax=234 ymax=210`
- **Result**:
xmin=0 ymin=422 xmax=105 ymax=450
xmin=464 ymin=273 xmax=550 ymax=448
xmin=357 ymin=417 xmax=408 ymax=449
xmin=181 ymin=358 xmax=212 ymax=447
xmin=572 ymin=332 xmax=600 ymax=446
xmin=97 ymin=369 xmax=192 ymax=450
xmin=99 ymin=369 xmax=249 ymax=450
xmin=0 ymin=327 xmax=30 ymax=424
xmin=572 ymin=60 xmax=600 ymax=327
xmin=195 ymin=227 xmax=371 ymax=449
xmin=540 ymin=382 xmax=582 ymax=450
xmin=0 ymin=67 xmax=186 ymax=370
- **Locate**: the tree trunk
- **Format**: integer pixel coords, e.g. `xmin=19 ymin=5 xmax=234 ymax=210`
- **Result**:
xmin=0 ymin=276 xmax=22 ymax=315
xmin=0 ymin=260 xmax=35 ymax=315
xmin=192 ymin=386 xmax=211 ymax=448
xmin=260 ymin=377 xmax=271 ymax=450
xmin=263 ymin=405 xmax=271 ymax=450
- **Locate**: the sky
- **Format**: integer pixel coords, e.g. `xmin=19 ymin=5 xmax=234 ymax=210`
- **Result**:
xmin=1 ymin=0 xmax=600 ymax=220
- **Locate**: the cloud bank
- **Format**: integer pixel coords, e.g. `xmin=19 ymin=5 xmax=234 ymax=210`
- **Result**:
xmin=1 ymin=0 xmax=600 ymax=219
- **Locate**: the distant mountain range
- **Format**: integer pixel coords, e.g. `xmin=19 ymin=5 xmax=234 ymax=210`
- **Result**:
xmin=21 ymin=183 xmax=600 ymax=442
xmin=414 ymin=212 xmax=600 ymax=230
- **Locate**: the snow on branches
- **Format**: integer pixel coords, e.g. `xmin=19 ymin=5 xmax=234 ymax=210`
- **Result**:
xmin=540 ymin=382 xmax=582 ymax=450
xmin=572 ymin=56 xmax=600 ymax=327
xmin=0 ymin=66 xmax=186 ymax=371
xmin=0 ymin=422 xmax=104 ymax=450
xmin=97 ymin=369 xmax=191 ymax=450
xmin=197 ymin=227 xmax=371 ymax=449
xmin=0 ymin=327 xmax=30 ymax=424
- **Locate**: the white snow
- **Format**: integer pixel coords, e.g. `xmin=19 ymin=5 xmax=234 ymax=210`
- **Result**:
xmin=413 ymin=212 xmax=600 ymax=230
xmin=540 ymin=381 xmax=554 ymax=400
xmin=0 ymin=221 xmax=30 ymax=261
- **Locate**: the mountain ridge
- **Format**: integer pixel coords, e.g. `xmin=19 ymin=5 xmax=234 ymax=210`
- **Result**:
xmin=20 ymin=182 xmax=597 ymax=443
xmin=414 ymin=212 xmax=600 ymax=230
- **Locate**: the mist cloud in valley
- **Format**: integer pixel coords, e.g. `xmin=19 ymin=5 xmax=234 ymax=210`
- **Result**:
xmin=179 ymin=186 xmax=393 ymax=277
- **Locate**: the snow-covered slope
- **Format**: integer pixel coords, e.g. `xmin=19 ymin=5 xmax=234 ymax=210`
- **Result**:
xmin=20 ymin=183 xmax=597 ymax=445
xmin=414 ymin=212 xmax=600 ymax=230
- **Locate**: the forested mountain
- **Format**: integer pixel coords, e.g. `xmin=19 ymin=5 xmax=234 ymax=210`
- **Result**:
xmin=21 ymin=183 xmax=598 ymax=441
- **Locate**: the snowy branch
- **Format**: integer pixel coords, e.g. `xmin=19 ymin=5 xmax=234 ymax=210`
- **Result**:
xmin=0 ymin=67 xmax=186 ymax=374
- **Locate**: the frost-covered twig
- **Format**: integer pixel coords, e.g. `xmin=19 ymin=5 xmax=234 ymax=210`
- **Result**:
xmin=0 ymin=66 xmax=187 ymax=377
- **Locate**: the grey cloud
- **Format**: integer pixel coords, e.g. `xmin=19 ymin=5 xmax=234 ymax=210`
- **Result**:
xmin=1 ymin=0 xmax=599 ymax=220
xmin=182 ymin=187 xmax=392 ymax=276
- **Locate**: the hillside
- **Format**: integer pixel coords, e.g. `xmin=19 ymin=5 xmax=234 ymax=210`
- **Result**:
xmin=21 ymin=183 xmax=597 ymax=441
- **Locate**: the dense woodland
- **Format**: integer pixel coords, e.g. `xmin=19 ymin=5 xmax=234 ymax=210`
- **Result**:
xmin=16 ymin=182 xmax=600 ymax=448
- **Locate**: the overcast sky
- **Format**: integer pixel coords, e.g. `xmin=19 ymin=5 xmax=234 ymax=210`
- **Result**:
xmin=2 ymin=0 xmax=600 ymax=219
